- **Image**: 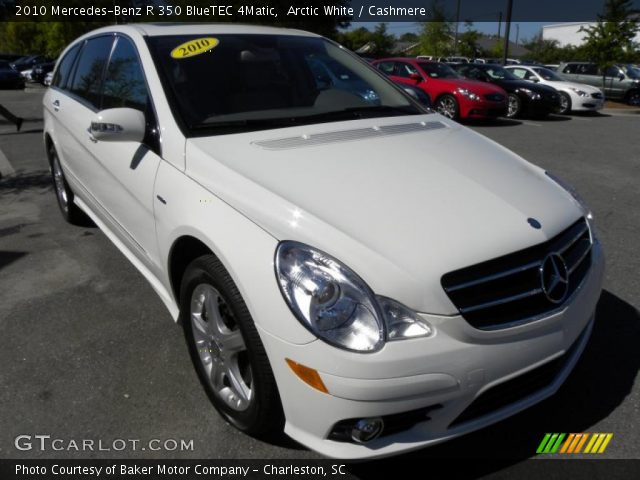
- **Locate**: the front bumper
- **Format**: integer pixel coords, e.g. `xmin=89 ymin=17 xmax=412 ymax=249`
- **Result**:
xmin=259 ymin=241 xmax=604 ymax=459
xmin=460 ymin=100 xmax=507 ymax=119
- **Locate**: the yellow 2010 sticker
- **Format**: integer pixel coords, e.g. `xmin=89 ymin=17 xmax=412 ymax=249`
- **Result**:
xmin=170 ymin=37 xmax=219 ymax=59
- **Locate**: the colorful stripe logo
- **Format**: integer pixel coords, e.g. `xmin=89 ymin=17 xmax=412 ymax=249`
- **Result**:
xmin=537 ymin=433 xmax=613 ymax=454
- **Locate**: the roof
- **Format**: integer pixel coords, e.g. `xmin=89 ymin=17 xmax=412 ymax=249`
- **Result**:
xmin=82 ymin=23 xmax=319 ymax=39
xmin=130 ymin=23 xmax=318 ymax=37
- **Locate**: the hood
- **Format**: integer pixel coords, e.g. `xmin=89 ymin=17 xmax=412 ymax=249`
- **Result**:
xmin=498 ymin=79 xmax=557 ymax=94
xmin=545 ymin=80 xmax=602 ymax=93
xmin=186 ymin=114 xmax=583 ymax=314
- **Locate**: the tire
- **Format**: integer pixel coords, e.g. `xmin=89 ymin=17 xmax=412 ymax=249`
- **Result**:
xmin=626 ymin=90 xmax=640 ymax=106
xmin=558 ymin=92 xmax=572 ymax=114
xmin=49 ymin=146 xmax=89 ymax=225
xmin=180 ymin=255 xmax=284 ymax=437
xmin=434 ymin=94 xmax=460 ymax=120
xmin=506 ymin=94 xmax=522 ymax=118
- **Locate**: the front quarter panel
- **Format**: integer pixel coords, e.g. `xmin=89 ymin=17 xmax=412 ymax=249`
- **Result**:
xmin=153 ymin=160 xmax=316 ymax=345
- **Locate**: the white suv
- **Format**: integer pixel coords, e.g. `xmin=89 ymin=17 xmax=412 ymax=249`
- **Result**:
xmin=43 ymin=24 xmax=604 ymax=459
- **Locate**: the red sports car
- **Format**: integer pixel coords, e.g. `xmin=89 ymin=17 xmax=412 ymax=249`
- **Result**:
xmin=373 ymin=58 xmax=508 ymax=120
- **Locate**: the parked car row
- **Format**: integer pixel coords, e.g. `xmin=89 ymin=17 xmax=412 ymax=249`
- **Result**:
xmin=557 ymin=62 xmax=640 ymax=105
xmin=0 ymin=53 xmax=55 ymax=87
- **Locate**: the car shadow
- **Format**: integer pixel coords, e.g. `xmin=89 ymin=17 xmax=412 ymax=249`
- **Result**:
xmin=0 ymin=170 xmax=51 ymax=193
xmin=533 ymin=114 xmax=572 ymax=122
xmin=570 ymin=111 xmax=612 ymax=118
xmin=347 ymin=289 xmax=639 ymax=476
xmin=462 ymin=118 xmax=522 ymax=127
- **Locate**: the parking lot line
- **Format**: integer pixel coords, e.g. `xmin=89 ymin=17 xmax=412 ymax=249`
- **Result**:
xmin=520 ymin=120 xmax=542 ymax=127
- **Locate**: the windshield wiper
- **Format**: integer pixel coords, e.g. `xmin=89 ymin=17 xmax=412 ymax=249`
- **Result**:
xmin=192 ymin=105 xmax=418 ymax=131
xmin=192 ymin=117 xmax=299 ymax=130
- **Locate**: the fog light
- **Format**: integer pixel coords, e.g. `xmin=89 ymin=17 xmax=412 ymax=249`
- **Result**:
xmin=351 ymin=417 xmax=384 ymax=443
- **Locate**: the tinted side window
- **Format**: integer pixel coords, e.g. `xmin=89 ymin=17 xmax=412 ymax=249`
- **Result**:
xmin=510 ymin=68 xmax=527 ymax=79
xmin=395 ymin=62 xmax=419 ymax=78
xmin=101 ymin=37 xmax=149 ymax=112
xmin=562 ymin=64 xmax=576 ymax=74
xmin=52 ymin=43 xmax=80 ymax=90
xmin=578 ymin=64 xmax=598 ymax=75
xmin=69 ymin=36 xmax=114 ymax=109
xmin=604 ymin=66 xmax=621 ymax=77
xmin=376 ymin=61 xmax=395 ymax=75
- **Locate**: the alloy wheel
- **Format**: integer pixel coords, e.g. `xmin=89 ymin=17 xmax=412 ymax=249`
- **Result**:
xmin=507 ymin=95 xmax=519 ymax=117
xmin=436 ymin=96 xmax=457 ymax=119
xmin=52 ymin=156 xmax=69 ymax=213
xmin=190 ymin=284 xmax=253 ymax=412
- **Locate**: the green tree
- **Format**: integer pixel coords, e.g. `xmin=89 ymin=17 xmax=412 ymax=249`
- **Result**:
xmin=370 ymin=23 xmax=396 ymax=57
xmin=417 ymin=1 xmax=453 ymax=56
xmin=399 ymin=32 xmax=419 ymax=43
xmin=336 ymin=27 xmax=374 ymax=52
xmin=457 ymin=22 xmax=481 ymax=58
xmin=580 ymin=0 xmax=640 ymax=85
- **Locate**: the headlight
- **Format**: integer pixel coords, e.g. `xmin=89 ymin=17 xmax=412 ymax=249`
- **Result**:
xmin=569 ymin=87 xmax=588 ymax=97
xmin=545 ymin=171 xmax=594 ymax=226
xmin=456 ymin=87 xmax=480 ymax=101
xmin=520 ymin=88 xmax=541 ymax=100
xmin=275 ymin=242 xmax=432 ymax=352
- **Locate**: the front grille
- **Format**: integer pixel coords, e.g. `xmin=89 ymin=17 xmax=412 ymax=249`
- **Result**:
xmin=441 ymin=218 xmax=592 ymax=330
xmin=591 ymin=92 xmax=603 ymax=99
xmin=449 ymin=324 xmax=586 ymax=428
xmin=484 ymin=93 xmax=505 ymax=102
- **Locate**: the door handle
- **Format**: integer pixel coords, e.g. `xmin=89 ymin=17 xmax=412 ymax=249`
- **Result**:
xmin=52 ymin=99 xmax=60 ymax=111
xmin=86 ymin=127 xmax=98 ymax=143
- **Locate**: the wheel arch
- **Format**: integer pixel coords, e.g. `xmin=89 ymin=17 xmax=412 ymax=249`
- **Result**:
xmin=43 ymin=132 xmax=54 ymax=166
xmin=168 ymin=234 xmax=216 ymax=308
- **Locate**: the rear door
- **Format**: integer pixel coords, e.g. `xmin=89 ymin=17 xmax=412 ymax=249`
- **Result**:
xmin=50 ymin=36 xmax=115 ymax=195
xmin=603 ymin=66 xmax=625 ymax=100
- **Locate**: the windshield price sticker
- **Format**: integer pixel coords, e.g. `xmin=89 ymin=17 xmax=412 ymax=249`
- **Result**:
xmin=170 ymin=38 xmax=219 ymax=59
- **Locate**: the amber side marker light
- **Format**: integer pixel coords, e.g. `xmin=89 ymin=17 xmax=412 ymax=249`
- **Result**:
xmin=285 ymin=358 xmax=329 ymax=394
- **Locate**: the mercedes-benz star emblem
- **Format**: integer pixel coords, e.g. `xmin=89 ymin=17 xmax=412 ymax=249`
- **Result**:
xmin=539 ymin=253 xmax=569 ymax=304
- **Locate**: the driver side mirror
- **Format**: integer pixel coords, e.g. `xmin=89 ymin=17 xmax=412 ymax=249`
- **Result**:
xmin=409 ymin=72 xmax=422 ymax=83
xmin=90 ymin=108 xmax=146 ymax=143
xmin=619 ymin=73 xmax=625 ymax=81
xmin=530 ymin=77 xmax=540 ymax=83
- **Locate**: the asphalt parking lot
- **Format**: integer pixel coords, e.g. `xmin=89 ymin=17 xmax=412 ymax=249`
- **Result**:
xmin=1 ymin=86 xmax=639 ymax=472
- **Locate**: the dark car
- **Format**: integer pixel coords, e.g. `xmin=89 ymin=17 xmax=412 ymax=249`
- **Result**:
xmin=452 ymin=63 xmax=561 ymax=118
xmin=10 ymin=55 xmax=50 ymax=71
xmin=0 ymin=60 xmax=25 ymax=89
xmin=31 ymin=61 xmax=55 ymax=84
xmin=395 ymin=81 xmax=432 ymax=107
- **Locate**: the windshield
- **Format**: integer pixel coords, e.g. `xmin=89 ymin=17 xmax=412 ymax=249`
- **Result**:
xmin=484 ymin=66 xmax=518 ymax=80
xmin=418 ymin=62 xmax=461 ymax=79
xmin=147 ymin=34 xmax=419 ymax=134
xmin=623 ymin=65 xmax=640 ymax=78
xmin=532 ymin=67 xmax=564 ymax=81
xmin=0 ymin=60 xmax=10 ymax=70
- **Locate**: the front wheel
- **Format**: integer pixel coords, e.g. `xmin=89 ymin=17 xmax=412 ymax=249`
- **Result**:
xmin=434 ymin=94 xmax=460 ymax=120
xmin=626 ymin=90 xmax=640 ymax=106
xmin=180 ymin=255 xmax=284 ymax=437
xmin=506 ymin=94 xmax=522 ymax=118
xmin=558 ymin=92 xmax=572 ymax=114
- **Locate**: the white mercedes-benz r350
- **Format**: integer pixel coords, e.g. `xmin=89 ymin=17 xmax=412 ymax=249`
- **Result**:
xmin=43 ymin=24 xmax=604 ymax=459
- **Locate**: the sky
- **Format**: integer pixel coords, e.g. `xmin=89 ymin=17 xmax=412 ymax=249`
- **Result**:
xmin=350 ymin=21 xmax=548 ymax=44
